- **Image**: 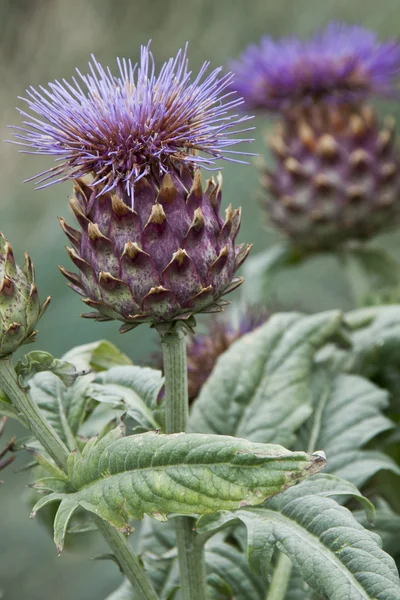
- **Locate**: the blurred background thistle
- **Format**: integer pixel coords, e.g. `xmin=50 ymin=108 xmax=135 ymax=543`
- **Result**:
xmin=2 ymin=1 xmax=400 ymax=599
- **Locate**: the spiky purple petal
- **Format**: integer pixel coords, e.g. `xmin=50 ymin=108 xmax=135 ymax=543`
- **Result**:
xmin=230 ymin=22 xmax=400 ymax=111
xmin=12 ymin=44 xmax=254 ymax=203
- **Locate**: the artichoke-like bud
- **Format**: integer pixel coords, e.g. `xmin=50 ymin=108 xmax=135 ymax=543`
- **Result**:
xmin=230 ymin=22 xmax=400 ymax=251
xmin=0 ymin=233 xmax=50 ymax=357
xmin=263 ymin=104 xmax=400 ymax=251
xmin=59 ymin=171 xmax=250 ymax=332
xmin=12 ymin=45 xmax=253 ymax=331
xmin=186 ymin=308 xmax=268 ymax=400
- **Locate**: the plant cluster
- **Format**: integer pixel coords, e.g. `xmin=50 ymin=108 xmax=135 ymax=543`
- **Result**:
xmin=1 ymin=24 xmax=400 ymax=600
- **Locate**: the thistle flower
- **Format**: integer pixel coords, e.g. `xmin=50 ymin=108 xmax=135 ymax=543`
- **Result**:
xmin=187 ymin=308 xmax=268 ymax=400
xmin=13 ymin=44 xmax=253 ymax=205
xmin=0 ymin=417 xmax=15 ymax=474
xmin=13 ymin=46 xmax=253 ymax=331
xmin=231 ymin=22 xmax=400 ymax=111
xmin=231 ymin=24 xmax=400 ymax=251
xmin=0 ymin=233 xmax=50 ymax=358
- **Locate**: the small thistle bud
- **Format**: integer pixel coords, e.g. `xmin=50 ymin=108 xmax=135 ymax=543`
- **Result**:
xmin=13 ymin=44 xmax=253 ymax=331
xmin=230 ymin=23 xmax=400 ymax=251
xmin=0 ymin=234 xmax=50 ymax=358
xmin=186 ymin=308 xmax=268 ymax=400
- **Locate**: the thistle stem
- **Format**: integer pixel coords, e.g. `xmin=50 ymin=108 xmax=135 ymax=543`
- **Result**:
xmin=161 ymin=328 xmax=208 ymax=600
xmin=266 ymin=552 xmax=292 ymax=600
xmin=0 ymin=357 xmax=69 ymax=471
xmin=0 ymin=356 xmax=159 ymax=600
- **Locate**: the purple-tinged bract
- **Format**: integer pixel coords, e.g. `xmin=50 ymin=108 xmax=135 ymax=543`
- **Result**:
xmin=60 ymin=171 xmax=251 ymax=331
xmin=12 ymin=44 xmax=252 ymax=202
xmin=231 ymin=22 xmax=400 ymax=111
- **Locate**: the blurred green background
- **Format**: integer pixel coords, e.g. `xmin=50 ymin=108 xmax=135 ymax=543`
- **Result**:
xmin=1 ymin=1 xmax=400 ymax=598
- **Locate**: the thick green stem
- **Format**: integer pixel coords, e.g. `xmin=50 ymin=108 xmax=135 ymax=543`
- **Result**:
xmin=94 ymin=517 xmax=159 ymax=600
xmin=0 ymin=356 xmax=158 ymax=600
xmin=162 ymin=329 xmax=188 ymax=433
xmin=267 ymin=552 xmax=292 ymax=600
xmin=161 ymin=328 xmax=208 ymax=600
xmin=0 ymin=357 xmax=69 ymax=471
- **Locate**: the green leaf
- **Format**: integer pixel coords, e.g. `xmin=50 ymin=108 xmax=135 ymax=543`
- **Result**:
xmin=15 ymin=351 xmax=85 ymax=389
xmin=86 ymin=366 xmax=163 ymax=430
xmin=299 ymin=369 xmax=399 ymax=488
xmin=134 ymin=518 xmax=267 ymax=600
xmin=354 ymin=498 xmax=400 ymax=559
xmin=190 ymin=311 xmax=342 ymax=446
xmin=26 ymin=342 xmax=134 ymax=447
xmin=340 ymin=246 xmax=400 ymax=307
xmin=319 ymin=305 xmax=400 ymax=377
xmin=31 ymin=426 xmax=325 ymax=552
xmin=198 ymin=475 xmax=400 ymax=600
xmin=242 ymin=243 xmax=300 ymax=303
xmin=63 ymin=340 xmax=132 ymax=372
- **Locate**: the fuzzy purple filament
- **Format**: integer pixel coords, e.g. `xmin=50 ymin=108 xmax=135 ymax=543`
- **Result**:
xmin=11 ymin=43 xmax=254 ymax=204
xmin=230 ymin=22 xmax=400 ymax=111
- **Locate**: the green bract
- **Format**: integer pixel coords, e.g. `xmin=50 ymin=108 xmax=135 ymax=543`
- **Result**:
xmin=0 ymin=233 xmax=50 ymax=358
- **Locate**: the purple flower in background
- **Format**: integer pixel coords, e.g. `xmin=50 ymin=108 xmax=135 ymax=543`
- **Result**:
xmin=230 ymin=22 xmax=400 ymax=111
xmin=12 ymin=43 xmax=253 ymax=204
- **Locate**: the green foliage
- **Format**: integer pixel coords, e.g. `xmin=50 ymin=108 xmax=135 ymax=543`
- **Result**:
xmin=190 ymin=311 xmax=342 ymax=446
xmin=299 ymin=368 xmax=399 ymax=487
xmin=15 ymin=350 xmax=85 ymax=389
xmin=198 ymin=475 xmax=400 ymax=600
xmin=86 ymin=366 xmax=164 ymax=432
xmin=31 ymin=424 xmax=324 ymax=552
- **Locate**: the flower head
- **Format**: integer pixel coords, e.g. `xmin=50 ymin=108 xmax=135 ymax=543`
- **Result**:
xmin=231 ymin=22 xmax=400 ymax=111
xmin=12 ymin=44 xmax=253 ymax=203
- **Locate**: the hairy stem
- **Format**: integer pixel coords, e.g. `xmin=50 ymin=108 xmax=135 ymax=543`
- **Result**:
xmin=93 ymin=516 xmax=158 ymax=600
xmin=0 ymin=357 xmax=69 ymax=471
xmin=0 ymin=356 xmax=158 ymax=600
xmin=267 ymin=552 xmax=292 ymax=600
xmin=161 ymin=328 xmax=208 ymax=600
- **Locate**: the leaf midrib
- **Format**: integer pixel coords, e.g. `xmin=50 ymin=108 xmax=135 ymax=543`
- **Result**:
xmin=245 ymin=508 xmax=380 ymax=600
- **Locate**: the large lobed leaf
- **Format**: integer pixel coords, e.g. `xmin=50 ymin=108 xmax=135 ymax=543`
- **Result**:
xmin=198 ymin=475 xmax=400 ymax=600
xmin=31 ymin=426 xmax=325 ymax=552
xmin=299 ymin=368 xmax=399 ymax=487
xmin=189 ymin=311 xmax=342 ymax=446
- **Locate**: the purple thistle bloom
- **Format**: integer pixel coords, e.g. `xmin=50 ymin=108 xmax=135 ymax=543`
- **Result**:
xmin=11 ymin=43 xmax=253 ymax=203
xmin=230 ymin=22 xmax=400 ymax=111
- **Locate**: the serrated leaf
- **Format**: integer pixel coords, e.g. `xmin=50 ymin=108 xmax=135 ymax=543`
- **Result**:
xmin=190 ymin=311 xmax=342 ymax=446
xmin=86 ymin=366 xmax=163 ymax=430
xmin=31 ymin=426 xmax=325 ymax=552
xmin=15 ymin=351 xmax=85 ymax=389
xmin=198 ymin=475 xmax=400 ymax=600
xmin=299 ymin=369 xmax=399 ymax=488
xmin=26 ymin=342 xmax=133 ymax=447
